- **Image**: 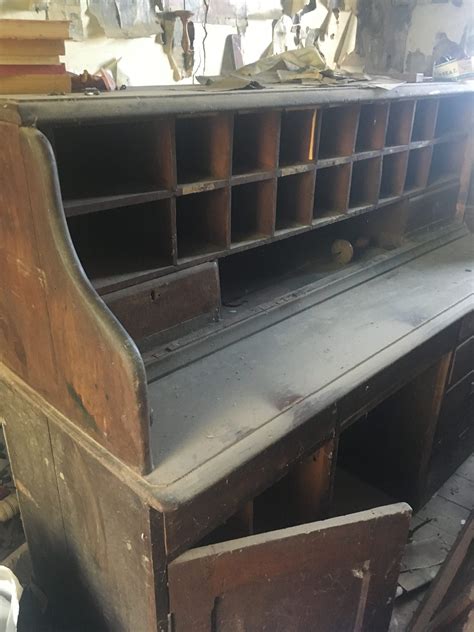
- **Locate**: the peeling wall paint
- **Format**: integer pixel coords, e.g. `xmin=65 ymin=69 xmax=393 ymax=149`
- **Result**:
xmin=405 ymin=1 xmax=473 ymax=73
xmin=356 ymin=0 xmax=416 ymax=74
xmin=356 ymin=0 xmax=473 ymax=74
xmin=0 ymin=0 xmax=471 ymax=84
xmin=88 ymin=0 xmax=161 ymax=38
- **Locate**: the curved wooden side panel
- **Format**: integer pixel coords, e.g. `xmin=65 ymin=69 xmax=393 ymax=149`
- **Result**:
xmin=0 ymin=120 xmax=151 ymax=473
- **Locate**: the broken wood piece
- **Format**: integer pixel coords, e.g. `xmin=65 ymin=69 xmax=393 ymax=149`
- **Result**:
xmin=409 ymin=514 xmax=474 ymax=631
xmin=400 ymin=538 xmax=449 ymax=573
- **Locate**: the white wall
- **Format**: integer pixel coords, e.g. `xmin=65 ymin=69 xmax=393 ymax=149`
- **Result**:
xmin=0 ymin=1 xmax=273 ymax=84
xmin=405 ymin=1 xmax=473 ymax=72
xmin=0 ymin=1 xmax=356 ymax=86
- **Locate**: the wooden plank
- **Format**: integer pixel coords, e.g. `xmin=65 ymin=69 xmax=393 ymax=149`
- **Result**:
xmin=0 ymin=19 xmax=69 ymax=40
xmin=410 ymin=515 xmax=474 ymax=632
xmin=169 ymin=503 xmax=411 ymax=632
xmin=318 ymin=104 xmax=360 ymax=158
xmin=0 ymin=39 xmax=66 ymax=56
xmin=0 ymin=121 xmax=58 ymax=392
xmin=63 ymin=190 xmax=173 ymax=217
xmin=288 ymin=437 xmax=336 ymax=522
xmin=426 ymin=584 xmax=474 ymax=631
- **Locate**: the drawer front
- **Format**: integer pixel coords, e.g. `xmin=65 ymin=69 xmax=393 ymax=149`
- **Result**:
xmin=434 ymin=371 xmax=474 ymax=451
xmin=428 ymin=420 xmax=474 ymax=499
xmin=449 ymin=336 xmax=474 ymax=386
xmin=105 ymin=262 xmax=220 ymax=342
xmin=458 ymin=310 xmax=474 ymax=344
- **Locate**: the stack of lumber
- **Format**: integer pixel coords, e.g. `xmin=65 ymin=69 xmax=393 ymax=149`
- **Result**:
xmin=0 ymin=19 xmax=70 ymax=95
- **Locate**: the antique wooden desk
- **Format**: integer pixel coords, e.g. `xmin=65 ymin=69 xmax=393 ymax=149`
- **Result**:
xmin=0 ymin=84 xmax=473 ymax=631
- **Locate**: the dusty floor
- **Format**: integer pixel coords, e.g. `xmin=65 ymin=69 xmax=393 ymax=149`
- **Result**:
xmin=390 ymin=453 xmax=474 ymax=630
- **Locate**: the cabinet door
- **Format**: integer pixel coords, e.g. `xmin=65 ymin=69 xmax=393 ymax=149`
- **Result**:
xmin=168 ymin=503 xmax=411 ymax=632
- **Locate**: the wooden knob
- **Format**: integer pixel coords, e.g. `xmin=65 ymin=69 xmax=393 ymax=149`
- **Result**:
xmin=331 ymin=239 xmax=354 ymax=264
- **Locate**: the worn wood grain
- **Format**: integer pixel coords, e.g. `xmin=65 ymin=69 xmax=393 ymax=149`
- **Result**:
xmin=169 ymin=503 xmax=411 ymax=632
xmin=48 ymin=424 xmax=165 ymax=631
xmin=10 ymin=125 xmax=151 ymax=473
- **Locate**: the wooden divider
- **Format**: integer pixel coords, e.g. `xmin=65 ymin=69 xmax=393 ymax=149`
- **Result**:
xmin=231 ymin=179 xmax=276 ymax=244
xmin=405 ymin=147 xmax=433 ymax=191
xmin=314 ymin=164 xmax=351 ymax=217
xmin=412 ymin=99 xmax=438 ymax=142
xmin=356 ymin=103 xmax=389 ymax=152
xmin=176 ymin=188 xmax=230 ymax=259
xmin=279 ymin=108 xmax=317 ymax=166
xmin=233 ymin=110 xmax=280 ymax=174
xmin=276 ymin=171 xmax=315 ymax=231
xmin=46 ymin=94 xmax=468 ymax=301
xmin=380 ymin=151 xmax=409 ymax=199
xmin=175 ymin=113 xmax=232 ymax=184
xmin=349 ymin=157 xmax=382 ymax=209
xmin=386 ymin=100 xmax=415 ymax=146
xmin=318 ymin=104 xmax=360 ymax=158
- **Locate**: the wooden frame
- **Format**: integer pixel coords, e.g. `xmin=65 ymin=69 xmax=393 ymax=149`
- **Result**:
xmin=318 ymin=104 xmax=360 ymax=158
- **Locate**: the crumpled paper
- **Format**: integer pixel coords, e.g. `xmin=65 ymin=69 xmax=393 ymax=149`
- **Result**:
xmin=199 ymin=46 xmax=406 ymax=91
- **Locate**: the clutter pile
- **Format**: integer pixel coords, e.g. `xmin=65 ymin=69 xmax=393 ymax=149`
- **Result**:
xmin=0 ymin=19 xmax=70 ymax=95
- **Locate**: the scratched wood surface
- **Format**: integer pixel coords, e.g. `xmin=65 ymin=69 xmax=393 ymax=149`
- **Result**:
xmin=168 ymin=503 xmax=411 ymax=632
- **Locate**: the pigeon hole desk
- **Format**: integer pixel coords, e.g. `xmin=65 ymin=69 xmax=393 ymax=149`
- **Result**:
xmin=0 ymin=84 xmax=473 ymax=631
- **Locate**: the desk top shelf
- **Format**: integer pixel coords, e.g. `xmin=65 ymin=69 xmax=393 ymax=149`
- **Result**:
xmin=1 ymin=83 xmax=472 ymax=481
xmin=26 ymin=86 xmax=472 ymax=297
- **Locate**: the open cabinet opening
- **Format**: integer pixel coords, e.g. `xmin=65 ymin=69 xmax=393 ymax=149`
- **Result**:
xmin=232 ymin=111 xmax=280 ymax=174
xmin=279 ymin=108 xmax=317 ymax=166
xmin=54 ymin=120 xmax=174 ymax=200
xmin=386 ymin=100 xmax=415 ymax=146
xmin=198 ymin=423 xmax=403 ymax=549
xmin=231 ymin=180 xmax=275 ymax=244
xmin=318 ymin=105 xmax=360 ymax=158
xmin=67 ymin=199 xmax=175 ymax=288
xmin=337 ymin=356 xmax=451 ymax=509
xmin=349 ymin=157 xmax=382 ymax=209
xmin=219 ymin=200 xmax=408 ymax=314
xmin=175 ymin=114 xmax=231 ymax=184
xmin=176 ymin=188 xmax=229 ymax=260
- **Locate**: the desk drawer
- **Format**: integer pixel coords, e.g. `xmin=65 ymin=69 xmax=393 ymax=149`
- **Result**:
xmin=449 ymin=336 xmax=474 ymax=387
xmin=458 ymin=311 xmax=474 ymax=344
xmin=434 ymin=371 xmax=474 ymax=453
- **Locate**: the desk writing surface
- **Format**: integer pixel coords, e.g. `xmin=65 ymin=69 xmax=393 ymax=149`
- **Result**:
xmin=147 ymin=233 xmax=473 ymax=489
